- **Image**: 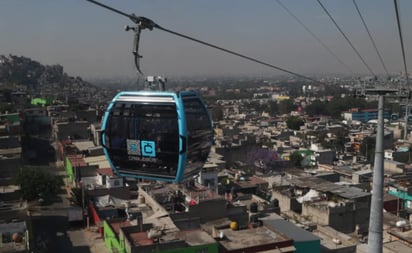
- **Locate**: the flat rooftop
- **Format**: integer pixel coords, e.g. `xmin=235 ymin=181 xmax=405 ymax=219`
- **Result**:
xmin=312 ymin=225 xmax=357 ymax=250
xmin=72 ymin=140 xmax=96 ymax=152
xmin=262 ymin=219 xmax=320 ymax=243
xmin=175 ymin=230 xmax=216 ymax=246
xmin=383 ymin=240 xmax=412 ymax=253
xmin=288 ymin=176 xmax=370 ymax=199
xmin=83 ymin=155 xmax=110 ymax=169
xmin=217 ymin=226 xmax=291 ymax=251
xmin=388 ymin=228 xmax=412 ymax=244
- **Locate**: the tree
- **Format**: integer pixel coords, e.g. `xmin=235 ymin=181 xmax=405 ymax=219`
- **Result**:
xmin=268 ymin=101 xmax=279 ymax=116
xmin=14 ymin=168 xmax=63 ymax=201
xmin=305 ymin=100 xmax=327 ymax=116
xmin=278 ymin=99 xmax=296 ymax=115
xmin=289 ymin=151 xmax=302 ymax=168
xmin=286 ymin=116 xmax=305 ymax=130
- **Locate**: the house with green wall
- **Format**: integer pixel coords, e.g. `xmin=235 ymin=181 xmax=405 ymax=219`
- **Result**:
xmin=31 ymin=97 xmax=52 ymax=106
xmin=103 ymin=219 xmax=219 ymax=253
xmin=387 ymin=181 xmax=412 ymax=210
xmin=296 ymin=149 xmax=316 ymax=167
xmin=64 ymin=155 xmax=88 ymax=185
xmin=65 ymin=156 xmax=74 ymax=183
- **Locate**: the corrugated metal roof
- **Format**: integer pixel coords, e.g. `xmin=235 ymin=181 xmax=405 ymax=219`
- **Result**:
xmin=289 ymin=177 xmax=370 ymax=199
xmin=263 ymin=219 xmax=320 ymax=242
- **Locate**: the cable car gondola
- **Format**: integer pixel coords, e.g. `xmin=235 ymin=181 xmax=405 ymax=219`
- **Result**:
xmin=87 ymin=0 xmax=214 ymax=182
xmin=101 ymin=88 xmax=213 ymax=183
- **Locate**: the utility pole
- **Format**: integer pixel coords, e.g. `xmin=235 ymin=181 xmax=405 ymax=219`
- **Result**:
xmin=404 ymin=102 xmax=409 ymax=140
xmin=364 ymin=88 xmax=397 ymax=253
xmin=367 ymin=93 xmax=384 ymax=253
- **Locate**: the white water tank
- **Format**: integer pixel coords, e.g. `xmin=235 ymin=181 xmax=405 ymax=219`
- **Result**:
xmin=396 ymin=220 xmax=407 ymax=228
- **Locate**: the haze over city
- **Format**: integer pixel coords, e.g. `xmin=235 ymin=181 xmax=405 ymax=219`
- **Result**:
xmin=1 ymin=0 xmax=412 ymax=79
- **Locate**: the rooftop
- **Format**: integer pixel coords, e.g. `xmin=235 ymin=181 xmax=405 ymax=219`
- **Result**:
xmin=83 ymin=155 xmax=110 ymax=169
xmin=383 ymin=240 xmax=412 ymax=253
xmin=311 ymin=225 xmax=357 ymax=250
xmin=67 ymin=155 xmax=87 ymax=167
xmin=72 ymin=140 xmax=96 ymax=152
xmin=217 ymin=226 xmax=292 ymax=251
xmin=97 ymin=168 xmax=115 ymax=177
xmin=388 ymin=227 xmax=412 ymax=244
xmin=288 ymin=176 xmax=370 ymax=199
xmin=233 ymin=175 xmax=269 ymax=189
xmin=175 ymin=230 xmax=216 ymax=246
xmin=262 ymin=219 xmax=320 ymax=242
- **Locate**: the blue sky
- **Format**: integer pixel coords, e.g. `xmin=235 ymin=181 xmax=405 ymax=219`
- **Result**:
xmin=1 ymin=0 xmax=412 ymax=79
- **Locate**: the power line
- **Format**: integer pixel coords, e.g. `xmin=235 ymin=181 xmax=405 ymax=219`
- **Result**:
xmin=275 ymin=0 xmax=354 ymax=74
xmin=157 ymin=26 xmax=320 ymax=82
xmin=394 ymin=0 xmax=409 ymax=86
xmin=353 ymin=0 xmax=389 ymax=77
xmin=316 ymin=0 xmax=376 ymax=76
xmin=86 ymin=0 xmax=320 ymax=84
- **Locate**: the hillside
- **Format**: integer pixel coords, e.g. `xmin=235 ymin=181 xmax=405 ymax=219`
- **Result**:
xmin=0 ymin=54 xmax=93 ymax=90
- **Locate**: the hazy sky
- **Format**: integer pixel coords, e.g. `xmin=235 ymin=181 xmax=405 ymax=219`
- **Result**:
xmin=1 ymin=0 xmax=412 ymax=79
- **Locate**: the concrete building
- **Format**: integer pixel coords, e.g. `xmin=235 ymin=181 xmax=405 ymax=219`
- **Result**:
xmin=343 ymin=108 xmax=390 ymax=123
xmin=53 ymin=121 xmax=90 ymax=141
xmin=272 ymin=176 xmax=371 ymax=233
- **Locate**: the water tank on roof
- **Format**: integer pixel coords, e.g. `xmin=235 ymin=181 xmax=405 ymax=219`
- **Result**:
xmin=328 ymin=202 xmax=337 ymax=208
xmin=332 ymin=238 xmax=342 ymax=245
xmin=230 ymin=221 xmax=238 ymax=231
xmin=250 ymin=202 xmax=258 ymax=213
xmin=396 ymin=220 xmax=407 ymax=227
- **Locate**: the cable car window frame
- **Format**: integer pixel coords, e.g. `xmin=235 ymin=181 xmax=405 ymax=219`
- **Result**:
xmin=181 ymin=94 xmax=213 ymax=176
xmin=104 ymin=94 xmax=181 ymax=180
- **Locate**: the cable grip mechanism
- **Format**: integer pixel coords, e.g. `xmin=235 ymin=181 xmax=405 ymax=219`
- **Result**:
xmin=124 ymin=16 xmax=157 ymax=76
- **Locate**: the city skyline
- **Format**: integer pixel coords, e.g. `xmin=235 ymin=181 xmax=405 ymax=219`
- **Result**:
xmin=1 ymin=0 xmax=412 ymax=79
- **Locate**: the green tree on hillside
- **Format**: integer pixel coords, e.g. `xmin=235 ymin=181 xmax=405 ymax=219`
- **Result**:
xmin=286 ymin=116 xmax=305 ymax=130
xmin=14 ymin=167 xmax=63 ymax=201
xmin=279 ymin=99 xmax=296 ymax=115
xmin=289 ymin=151 xmax=303 ymax=168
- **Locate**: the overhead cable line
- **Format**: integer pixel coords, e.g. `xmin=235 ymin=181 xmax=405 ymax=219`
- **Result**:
xmin=86 ymin=0 xmax=320 ymax=84
xmin=316 ymin=0 xmax=376 ymax=76
xmin=394 ymin=0 xmax=409 ymax=87
xmin=353 ymin=0 xmax=389 ymax=77
xmin=275 ymin=0 xmax=354 ymax=75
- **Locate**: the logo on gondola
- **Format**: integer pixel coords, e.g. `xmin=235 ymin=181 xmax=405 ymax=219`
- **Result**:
xmin=127 ymin=139 xmax=140 ymax=155
xmin=127 ymin=139 xmax=156 ymax=157
xmin=141 ymin=140 xmax=156 ymax=157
